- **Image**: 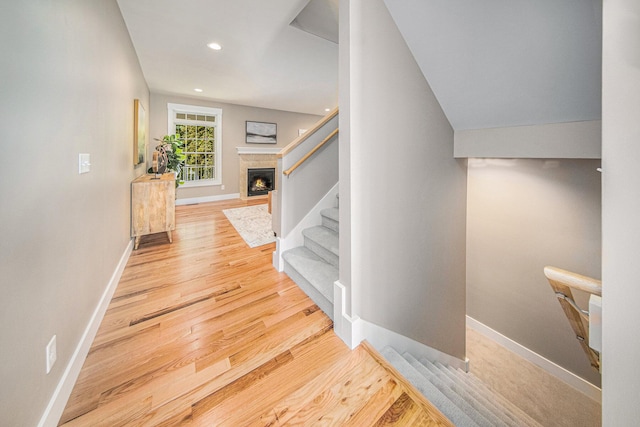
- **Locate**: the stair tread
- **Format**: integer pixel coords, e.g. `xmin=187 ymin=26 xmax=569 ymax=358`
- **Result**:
xmin=402 ymin=354 xmax=496 ymax=427
xmin=420 ymin=358 xmax=512 ymax=427
xmin=432 ymin=361 xmax=520 ymax=427
xmin=446 ymin=366 xmax=544 ymax=427
xmin=381 ymin=347 xmax=480 ymax=427
xmin=303 ymin=226 xmax=339 ymax=257
xmin=320 ymin=207 xmax=339 ymax=222
xmin=282 ymin=246 xmax=337 ymax=302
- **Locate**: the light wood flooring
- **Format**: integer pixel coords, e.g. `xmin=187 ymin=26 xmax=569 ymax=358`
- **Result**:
xmin=59 ymin=198 xmax=451 ymax=426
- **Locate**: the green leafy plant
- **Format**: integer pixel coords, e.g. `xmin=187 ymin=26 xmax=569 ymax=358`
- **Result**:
xmin=148 ymin=134 xmax=186 ymax=187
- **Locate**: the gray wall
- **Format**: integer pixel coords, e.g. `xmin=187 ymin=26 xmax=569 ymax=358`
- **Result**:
xmin=348 ymin=0 xmax=467 ymax=359
xmin=466 ymin=159 xmax=602 ymax=387
xmin=454 ymin=121 xmax=601 ymax=159
xmin=149 ymin=93 xmax=322 ymax=200
xmin=0 ymin=1 xmax=149 ymax=425
xmin=602 ymin=0 xmax=640 ymax=423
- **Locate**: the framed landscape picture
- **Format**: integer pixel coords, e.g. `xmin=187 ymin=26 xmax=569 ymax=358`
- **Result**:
xmin=246 ymin=121 xmax=277 ymax=144
xmin=133 ymin=99 xmax=146 ymax=166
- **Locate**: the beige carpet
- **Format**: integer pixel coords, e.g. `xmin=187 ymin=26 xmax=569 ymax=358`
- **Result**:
xmin=222 ymin=204 xmax=275 ymax=248
xmin=466 ymin=327 xmax=601 ymax=427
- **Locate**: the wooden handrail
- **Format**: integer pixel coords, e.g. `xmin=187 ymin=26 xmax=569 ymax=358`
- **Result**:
xmin=544 ymin=266 xmax=602 ymax=296
xmin=278 ymin=107 xmax=338 ymax=159
xmin=283 ymin=128 xmax=339 ymax=176
xmin=544 ymin=266 xmax=601 ymax=370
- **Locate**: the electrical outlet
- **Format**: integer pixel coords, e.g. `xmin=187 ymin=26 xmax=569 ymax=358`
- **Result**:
xmin=46 ymin=335 xmax=57 ymax=374
xmin=79 ymin=153 xmax=91 ymax=174
xmin=221 ymin=184 xmax=225 ymax=190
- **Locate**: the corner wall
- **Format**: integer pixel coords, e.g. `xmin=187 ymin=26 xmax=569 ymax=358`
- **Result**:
xmin=602 ymin=0 xmax=640 ymax=423
xmin=347 ymin=0 xmax=467 ymax=359
xmin=0 ymin=1 xmax=149 ymax=425
xmin=466 ymin=158 xmax=602 ymax=387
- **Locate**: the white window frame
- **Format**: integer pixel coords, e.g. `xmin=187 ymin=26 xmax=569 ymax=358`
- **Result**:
xmin=167 ymin=103 xmax=222 ymax=187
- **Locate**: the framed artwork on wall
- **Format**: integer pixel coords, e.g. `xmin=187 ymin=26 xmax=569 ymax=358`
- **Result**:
xmin=133 ymin=99 xmax=146 ymax=166
xmin=246 ymin=121 xmax=277 ymax=144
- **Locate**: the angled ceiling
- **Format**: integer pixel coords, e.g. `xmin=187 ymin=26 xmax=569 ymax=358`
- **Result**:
xmin=116 ymin=0 xmax=338 ymax=115
xmin=383 ymin=0 xmax=602 ymax=130
xmin=117 ymin=0 xmax=601 ymax=130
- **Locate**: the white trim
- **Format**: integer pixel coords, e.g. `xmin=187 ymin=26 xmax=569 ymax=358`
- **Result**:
xmin=175 ymin=193 xmax=240 ymax=206
xmin=333 ymin=280 xmax=362 ymax=349
xmin=361 ymin=320 xmax=468 ymax=371
xmin=236 ymin=147 xmax=281 ymax=155
xmin=38 ymin=240 xmax=133 ymax=427
xmin=466 ymin=316 xmax=602 ymax=403
xmin=333 ymin=281 xmax=468 ymax=370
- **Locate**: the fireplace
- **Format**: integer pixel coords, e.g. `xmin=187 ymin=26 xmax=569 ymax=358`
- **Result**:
xmin=247 ymin=168 xmax=275 ymax=197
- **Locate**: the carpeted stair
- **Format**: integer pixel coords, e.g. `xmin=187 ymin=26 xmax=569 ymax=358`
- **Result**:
xmin=381 ymin=346 xmax=543 ymax=427
xmin=282 ymin=205 xmax=339 ymax=320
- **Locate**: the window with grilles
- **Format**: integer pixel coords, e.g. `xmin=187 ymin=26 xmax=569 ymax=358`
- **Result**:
xmin=168 ymin=104 xmax=222 ymax=186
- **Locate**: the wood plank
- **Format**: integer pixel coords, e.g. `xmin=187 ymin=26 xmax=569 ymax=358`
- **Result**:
xmin=59 ymin=199 xmax=454 ymax=427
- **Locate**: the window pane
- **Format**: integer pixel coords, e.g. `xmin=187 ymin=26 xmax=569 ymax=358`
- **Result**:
xmin=176 ymin=113 xmax=186 ymax=119
xmin=205 ymin=127 xmax=214 ymax=139
xmin=206 ymin=116 xmax=215 ymax=122
xmin=185 ymin=140 xmax=196 ymax=152
xmin=187 ymin=114 xmax=197 ymax=121
xmin=175 ymin=124 xmax=185 ymax=138
xmin=186 ymin=125 xmax=197 ymax=139
xmin=197 ymin=126 xmax=205 ymax=140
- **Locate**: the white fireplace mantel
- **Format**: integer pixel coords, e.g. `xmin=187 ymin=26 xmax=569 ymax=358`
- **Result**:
xmin=236 ymin=146 xmax=281 ymax=155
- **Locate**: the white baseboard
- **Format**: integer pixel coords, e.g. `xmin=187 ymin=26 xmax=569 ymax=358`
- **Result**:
xmin=333 ymin=281 xmax=467 ymax=370
xmin=466 ymin=316 xmax=602 ymax=403
xmin=175 ymin=193 xmax=240 ymax=206
xmin=38 ymin=239 xmax=133 ymax=427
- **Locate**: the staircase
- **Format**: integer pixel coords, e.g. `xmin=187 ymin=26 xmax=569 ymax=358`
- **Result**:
xmin=381 ymin=346 xmax=543 ymax=427
xmin=282 ymin=204 xmax=338 ymax=320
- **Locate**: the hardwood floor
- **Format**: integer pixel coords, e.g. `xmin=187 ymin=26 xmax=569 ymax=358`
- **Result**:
xmin=59 ymin=199 xmax=451 ymax=426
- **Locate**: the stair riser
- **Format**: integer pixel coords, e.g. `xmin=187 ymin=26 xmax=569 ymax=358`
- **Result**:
xmin=284 ymin=261 xmax=334 ymax=320
xmin=321 ymin=216 xmax=339 ymax=233
xmin=304 ymin=237 xmax=339 ymax=267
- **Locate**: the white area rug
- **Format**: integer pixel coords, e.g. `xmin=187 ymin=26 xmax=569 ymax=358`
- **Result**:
xmin=223 ymin=204 xmax=276 ymax=248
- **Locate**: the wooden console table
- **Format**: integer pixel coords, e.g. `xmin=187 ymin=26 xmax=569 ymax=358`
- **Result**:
xmin=131 ymin=173 xmax=175 ymax=249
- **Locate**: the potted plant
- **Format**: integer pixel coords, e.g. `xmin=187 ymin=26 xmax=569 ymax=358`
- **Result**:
xmin=148 ymin=134 xmax=186 ymax=187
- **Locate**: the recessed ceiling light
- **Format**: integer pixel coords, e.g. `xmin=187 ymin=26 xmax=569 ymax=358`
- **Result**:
xmin=324 ymin=108 xmax=331 ymax=112
xmin=207 ymin=42 xmax=222 ymax=51
xmin=194 ymin=88 xmax=203 ymax=93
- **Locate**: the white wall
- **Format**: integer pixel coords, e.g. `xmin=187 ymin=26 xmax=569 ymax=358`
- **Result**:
xmin=348 ymin=0 xmax=467 ymax=359
xmin=602 ymin=0 xmax=640 ymax=423
xmin=0 ymin=1 xmax=149 ymax=425
xmin=467 ymin=159 xmax=602 ymax=387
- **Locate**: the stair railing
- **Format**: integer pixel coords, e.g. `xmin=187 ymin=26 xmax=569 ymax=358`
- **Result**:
xmin=271 ymin=108 xmax=339 ymax=271
xmin=283 ymin=128 xmax=339 ymax=176
xmin=544 ymin=266 xmax=602 ymax=370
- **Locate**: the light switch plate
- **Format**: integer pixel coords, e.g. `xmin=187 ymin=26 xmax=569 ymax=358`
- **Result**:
xmin=79 ymin=153 xmax=91 ymax=174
